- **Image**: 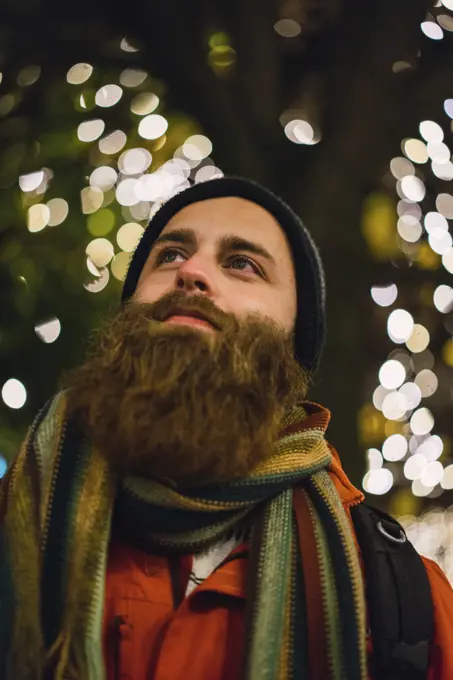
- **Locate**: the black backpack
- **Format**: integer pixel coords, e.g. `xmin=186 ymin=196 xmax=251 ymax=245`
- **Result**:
xmin=350 ymin=503 xmax=434 ymax=680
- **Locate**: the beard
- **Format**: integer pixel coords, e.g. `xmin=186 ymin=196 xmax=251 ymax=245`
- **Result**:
xmin=63 ymin=290 xmax=312 ymax=489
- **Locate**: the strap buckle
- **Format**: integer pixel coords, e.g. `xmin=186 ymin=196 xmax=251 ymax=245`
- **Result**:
xmin=376 ymin=519 xmax=407 ymax=544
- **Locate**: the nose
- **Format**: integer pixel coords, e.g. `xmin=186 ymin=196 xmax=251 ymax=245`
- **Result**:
xmin=175 ymin=257 xmax=212 ymax=295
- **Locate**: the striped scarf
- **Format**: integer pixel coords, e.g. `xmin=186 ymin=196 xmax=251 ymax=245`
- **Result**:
xmin=0 ymin=391 xmax=367 ymax=680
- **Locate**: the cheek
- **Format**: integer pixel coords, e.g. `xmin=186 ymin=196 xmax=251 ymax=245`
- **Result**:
xmin=238 ymin=294 xmax=295 ymax=332
xmin=133 ymin=275 xmax=169 ymax=305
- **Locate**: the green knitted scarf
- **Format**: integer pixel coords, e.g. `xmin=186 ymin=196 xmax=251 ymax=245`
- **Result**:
xmin=0 ymin=391 xmax=367 ymax=680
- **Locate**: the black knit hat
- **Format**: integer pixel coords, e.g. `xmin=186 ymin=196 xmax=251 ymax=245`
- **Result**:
xmin=121 ymin=176 xmax=326 ymax=374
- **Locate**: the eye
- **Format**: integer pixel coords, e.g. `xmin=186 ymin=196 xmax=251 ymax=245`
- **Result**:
xmin=155 ymin=247 xmax=263 ymax=276
xmin=227 ymin=255 xmax=261 ymax=275
xmin=155 ymin=247 xmax=184 ymax=265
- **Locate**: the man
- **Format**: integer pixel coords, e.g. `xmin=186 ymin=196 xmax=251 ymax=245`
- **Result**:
xmin=1 ymin=176 xmax=453 ymax=680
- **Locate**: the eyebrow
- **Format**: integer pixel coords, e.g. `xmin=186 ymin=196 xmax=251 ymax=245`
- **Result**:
xmin=151 ymin=227 xmax=278 ymax=269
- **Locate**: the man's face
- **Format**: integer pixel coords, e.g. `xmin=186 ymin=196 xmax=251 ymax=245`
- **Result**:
xmin=133 ymin=196 xmax=297 ymax=336
xmin=65 ymin=196 xmax=310 ymax=489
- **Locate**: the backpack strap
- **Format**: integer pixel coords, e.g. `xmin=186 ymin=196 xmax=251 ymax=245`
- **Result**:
xmin=350 ymin=502 xmax=434 ymax=680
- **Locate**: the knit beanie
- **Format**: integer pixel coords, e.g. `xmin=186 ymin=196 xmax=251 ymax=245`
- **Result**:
xmin=121 ymin=176 xmax=326 ymax=374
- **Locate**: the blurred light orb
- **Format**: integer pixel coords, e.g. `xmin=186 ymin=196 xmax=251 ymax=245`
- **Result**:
xmin=433 ymin=284 xmax=453 ymax=313
xmin=86 ymin=257 xmax=101 ymax=277
xmin=397 ymin=215 xmax=422 ymax=242
xmin=420 ymin=21 xmax=444 ymax=39
xmin=134 ymin=174 xmax=165 ymax=201
xmin=90 ymin=166 xmax=117 ymax=191
xmin=441 ymin=464 xmax=453 ymax=490
xmin=27 ymin=204 xmax=50 ymax=232
xmin=400 ymin=175 xmax=426 ymax=202
xmin=382 ymin=391 xmax=408 ymax=420
xmin=442 ymin=247 xmax=453 ymax=273
xmin=399 ymin=382 xmax=422 ymax=410
xmin=46 ymin=198 xmax=69 ymax=226
xmin=77 ymin=119 xmax=105 ymax=142
xmin=19 ymin=170 xmax=44 ymax=192
xmin=274 ymin=18 xmax=302 ymax=37
xmin=111 ymin=252 xmax=132 ymax=281
xmin=397 ymin=201 xmax=422 ymax=219
xmin=17 ymin=65 xmax=41 ymax=87
xmin=371 ymin=283 xmax=398 ymax=307
xmin=182 ymin=135 xmax=213 ymax=161
xmin=373 ymin=385 xmax=391 ymax=411
xmin=131 ymin=92 xmax=160 ymax=116
xmin=442 ymin=0 xmax=453 ymax=10
xmin=363 ymin=468 xmax=393 ymax=495
xmin=87 ymin=208 xmax=115 ymax=237
xmin=2 ymin=378 xmax=26 ymax=409
xmin=379 ymin=360 xmax=406 ymax=389
xmin=95 ymin=84 xmax=123 ymax=108
xmin=410 ymin=407 xmax=434 ymax=435
xmin=390 ymin=157 xmax=415 ymax=179
xmin=432 ymin=161 xmax=453 ymax=181
xmin=436 ymin=193 xmax=453 ymax=218
xmin=98 ymin=130 xmax=127 ymax=155
xmin=411 ymin=479 xmax=434 ymax=497
xmin=392 ymin=61 xmax=412 ymax=74
xmin=116 ymin=178 xmax=140 ymax=206
xmin=120 ymin=37 xmax=139 ymax=53
xmin=427 ymin=141 xmax=450 ymax=163
xmin=420 ymin=120 xmax=444 ymax=144
xmin=367 ymin=448 xmax=383 ymax=470
xmin=34 ymin=317 xmax=61 ymax=344
xmin=84 ymin=266 xmax=110 ymax=293
xmin=404 ymin=453 xmax=427 ymax=480
xmin=387 ymin=309 xmax=414 ymax=343
xmin=390 ymin=349 xmax=413 ymax=372
xmin=117 ymin=222 xmax=144 ymax=252
xmin=415 ymin=369 xmax=438 ymax=397
xmin=438 ymin=14 xmax=453 ymax=31
xmin=67 ymin=63 xmax=93 ymax=85
xmin=429 ymin=230 xmax=453 ymax=255
xmin=413 ymin=349 xmax=435 ymax=372
xmin=425 ymin=211 xmax=448 ymax=233
xmin=138 ymin=114 xmax=168 ymax=140
xmin=284 ymin=119 xmax=318 ymax=145
xmin=120 ymin=69 xmax=148 ymax=88
xmin=195 ymin=165 xmax=224 ymax=183
xmin=86 ymin=238 xmax=114 ymax=267
xmin=382 ymin=434 xmax=408 ymax=462
xmin=81 ymin=186 xmax=104 ymax=214
xmin=417 ymin=435 xmax=443 ymax=461
xmin=171 ymin=157 xmax=192 ymax=178
xmin=129 ymin=201 xmax=151 ymax=221
xmin=421 ymin=461 xmax=444 ymax=487
xmin=118 ymin=148 xmax=152 ymax=175
xmin=444 ymin=99 xmax=453 ymax=119
xmin=403 ymin=139 xmax=428 ymax=164
xmin=406 ymin=324 xmax=430 ymax=353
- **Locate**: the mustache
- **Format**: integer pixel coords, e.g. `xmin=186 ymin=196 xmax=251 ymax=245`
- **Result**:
xmin=135 ymin=290 xmax=235 ymax=332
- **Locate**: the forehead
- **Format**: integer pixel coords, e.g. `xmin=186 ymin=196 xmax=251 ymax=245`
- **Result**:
xmin=160 ymin=196 xmax=295 ymax=270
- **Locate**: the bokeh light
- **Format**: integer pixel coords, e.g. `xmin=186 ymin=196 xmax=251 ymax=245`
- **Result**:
xmin=77 ymin=119 xmax=105 ymax=142
xmin=2 ymin=379 xmax=27 ymax=409
xmin=66 ymin=63 xmax=93 ymax=85
xmin=138 ymin=114 xmax=168 ymax=140
xmin=34 ymin=318 xmax=61 ymax=343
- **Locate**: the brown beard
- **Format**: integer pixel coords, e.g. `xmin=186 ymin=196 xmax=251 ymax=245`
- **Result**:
xmin=62 ymin=290 xmax=312 ymax=489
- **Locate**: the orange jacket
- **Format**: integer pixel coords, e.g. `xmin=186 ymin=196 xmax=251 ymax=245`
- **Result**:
xmin=102 ymin=452 xmax=453 ymax=680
